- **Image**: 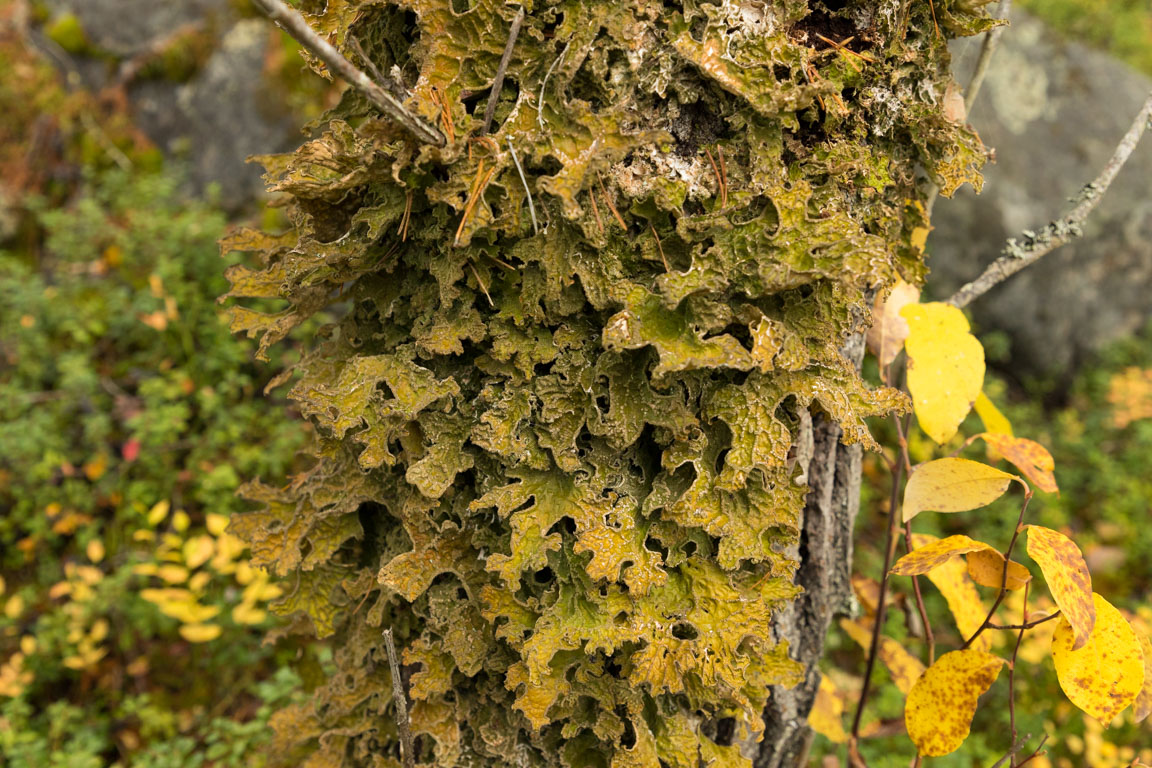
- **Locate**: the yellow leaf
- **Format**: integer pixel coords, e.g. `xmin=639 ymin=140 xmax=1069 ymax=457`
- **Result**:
xmin=1025 ymin=525 xmax=1095 ymax=650
xmin=4 ymin=594 xmax=24 ymax=619
xmin=205 ymin=513 xmax=229 ymax=537
xmin=974 ymin=392 xmax=1013 ymax=436
xmin=156 ymin=565 xmax=189 ymax=584
xmin=839 ymin=618 xmax=925 ymax=695
xmin=232 ymin=603 xmax=268 ymax=625
xmin=966 ymin=548 xmax=1031 ymax=591
xmin=905 ymin=649 xmax=1005 ymax=756
xmin=866 ymin=279 xmax=921 ymax=369
xmin=132 ymin=563 xmax=158 ymax=577
xmin=891 ymin=534 xmax=993 ymax=575
xmin=182 ymin=536 xmax=215 ymax=570
xmin=83 ymin=455 xmax=108 ymax=481
xmin=901 ymin=302 xmax=985 ymax=444
xmin=0 ymin=574 xmax=5 ymax=596
xmin=147 ymin=500 xmax=170 ymax=526
xmin=1134 ymin=635 xmax=1152 ymax=723
xmin=1052 ymin=593 xmax=1144 ymax=724
xmin=187 ymin=571 xmax=212 ymax=593
xmin=179 ymin=623 xmax=223 ymax=643
xmin=902 ymin=458 xmax=1019 ymax=523
xmin=808 ymin=676 xmax=848 ymax=743
xmin=851 ymin=575 xmax=882 ymax=616
xmin=172 ymin=510 xmax=190 ymax=533
xmin=978 ymin=434 xmax=1058 ymax=494
xmin=86 ymin=539 xmax=105 ymax=564
xmin=912 ymin=534 xmax=991 ymax=651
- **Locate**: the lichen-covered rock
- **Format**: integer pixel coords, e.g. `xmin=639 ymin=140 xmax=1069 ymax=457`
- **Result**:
xmin=223 ymin=2 xmax=993 ymax=765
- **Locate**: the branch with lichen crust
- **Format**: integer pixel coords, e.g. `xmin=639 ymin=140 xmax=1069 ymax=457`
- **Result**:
xmin=947 ymin=92 xmax=1152 ymax=309
xmin=250 ymin=0 xmax=445 ymax=147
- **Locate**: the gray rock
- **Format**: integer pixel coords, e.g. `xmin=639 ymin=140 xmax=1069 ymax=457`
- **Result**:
xmin=43 ymin=0 xmax=231 ymax=57
xmin=930 ymin=10 xmax=1152 ymax=379
xmin=131 ymin=20 xmax=298 ymax=210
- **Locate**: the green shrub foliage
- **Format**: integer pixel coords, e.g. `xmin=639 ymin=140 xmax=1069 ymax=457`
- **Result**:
xmin=226 ymin=2 xmax=999 ymax=765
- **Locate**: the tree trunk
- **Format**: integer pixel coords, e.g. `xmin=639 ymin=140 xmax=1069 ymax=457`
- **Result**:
xmin=758 ymin=335 xmax=864 ymax=767
xmin=224 ymin=3 xmax=994 ymax=766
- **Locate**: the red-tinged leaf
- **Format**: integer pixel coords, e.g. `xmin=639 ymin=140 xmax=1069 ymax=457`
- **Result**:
xmin=978 ymin=433 xmax=1058 ymax=493
xmin=1135 ymin=634 xmax=1152 ymax=722
xmin=122 ymin=439 xmax=141 ymax=463
xmin=1025 ymin=525 xmax=1095 ymax=650
xmin=866 ymin=279 xmax=920 ymax=368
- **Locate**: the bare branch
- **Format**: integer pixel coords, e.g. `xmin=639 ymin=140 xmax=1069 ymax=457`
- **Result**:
xmin=947 ymin=92 xmax=1152 ymax=309
xmin=250 ymin=0 xmax=444 ymax=147
xmin=382 ymin=628 xmax=416 ymax=768
xmin=965 ymin=0 xmax=1012 ymax=112
xmin=989 ymin=733 xmax=1031 ymax=768
xmin=481 ymin=6 xmax=526 ymax=135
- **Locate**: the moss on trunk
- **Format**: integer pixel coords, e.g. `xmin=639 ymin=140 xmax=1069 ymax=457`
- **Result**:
xmin=224 ymin=1 xmax=996 ymax=765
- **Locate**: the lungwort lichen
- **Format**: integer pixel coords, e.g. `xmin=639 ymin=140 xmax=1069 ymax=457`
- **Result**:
xmin=223 ymin=1 xmax=996 ymax=765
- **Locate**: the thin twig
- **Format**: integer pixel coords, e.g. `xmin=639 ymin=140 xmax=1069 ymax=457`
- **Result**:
xmin=987 ymin=611 xmax=1060 ymax=631
xmin=894 ymin=415 xmax=934 ymax=665
xmin=650 ymin=223 xmax=669 ymax=271
xmin=965 ymin=0 xmax=1012 ymax=112
xmin=538 ymin=43 xmax=568 ymax=130
xmin=250 ymin=0 xmax=444 ymax=146
xmin=469 ymin=262 xmax=494 ymax=307
xmin=947 ymin=92 xmax=1152 ymax=308
xmin=481 ymin=6 xmax=526 ymax=134
xmin=382 ymin=628 xmax=416 ymax=768
xmin=1015 ymin=735 xmax=1049 ymax=768
xmin=1007 ymin=582 xmax=1029 ymax=766
xmin=589 ymin=189 xmax=605 ymax=234
xmin=963 ymin=492 xmax=1033 ymax=649
xmin=348 ymin=34 xmax=403 ymax=100
xmin=989 ymin=733 xmax=1032 ymax=768
xmin=904 ymin=523 xmax=936 ymax=665
xmin=852 ymin=457 xmax=906 ymax=737
xmin=597 ymin=173 xmax=627 ymax=229
xmin=398 ymin=190 xmax=413 ymax=242
xmin=507 ymin=138 xmax=539 ymax=235
xmin=716 ymin=147 xmax=729 ymax=208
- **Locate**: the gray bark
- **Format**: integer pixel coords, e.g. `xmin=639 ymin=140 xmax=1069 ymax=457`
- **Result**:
xmin=754 ymin=334 xmax=866 ymax=767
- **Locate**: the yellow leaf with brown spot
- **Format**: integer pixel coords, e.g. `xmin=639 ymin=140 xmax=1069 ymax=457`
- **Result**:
xmin=979 ymin=433 xmax=1058 ymax=493
xmin=866 ymin=279 xmax=920 ymax=369
xmin=1134 ymin=634 xmax=1152 ymax=722
xmin=902 ymin=458 xmax=1019 ymax=523
xmin=905 ymin=649 xmax=1004 ymax=756
xmin=966 ymin=548 xmax=1031 ymax=591
xmin=808 ymin=676 xmax=848 ymax=743
xmin=912 ymin=534 xmax=991 ymax=651
xmin=901 ymin=303 xmax=985 ymax=444
xmin=891 ymin=534 xmax=993 ymax=575
xmin=1052 ymin=593 xmax=1144 ymax=724
xmin=839 ymin=617 xmax=926 ymax=695
xmin=1025 ymin=525 xmax=1095 ymax=650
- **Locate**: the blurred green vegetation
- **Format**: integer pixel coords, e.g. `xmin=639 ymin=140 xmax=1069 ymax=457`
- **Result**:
xmin=1017 ymin=0 xmax=1152 ymax=75
xmin=0 ymin=169 xmax=319 ymax=767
